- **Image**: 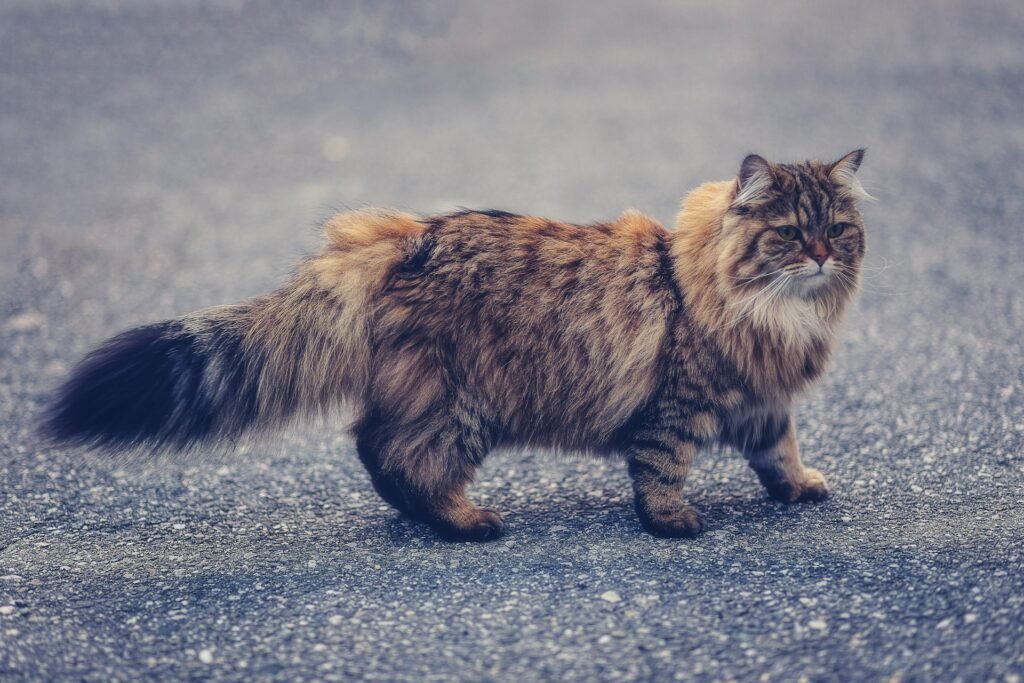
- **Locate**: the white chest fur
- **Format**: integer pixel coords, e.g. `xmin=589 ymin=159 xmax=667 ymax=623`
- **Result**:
xmin=757 ymin=297 xmax=829 ymax=350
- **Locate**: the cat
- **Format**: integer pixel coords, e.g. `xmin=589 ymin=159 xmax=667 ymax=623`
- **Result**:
xmin=43 ymin=150 xmax=868 ymax=541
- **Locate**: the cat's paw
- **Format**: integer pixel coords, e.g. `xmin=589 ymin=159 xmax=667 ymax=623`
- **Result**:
xmin=433 ymin=508 xmax=506 ymax=543
xmin=762 ymin=467 xmax=830 ymax=503
xmin=795 ymin=468 xmax=830 ymax=502
xmin=637 ymin=504 xmax=706 ymax=538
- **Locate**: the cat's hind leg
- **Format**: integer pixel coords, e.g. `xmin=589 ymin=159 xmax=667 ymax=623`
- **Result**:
xmin=353 ymin=407 xmax=503 ymax=542
xmin=355 ymin=422 xmax=419 ymax=518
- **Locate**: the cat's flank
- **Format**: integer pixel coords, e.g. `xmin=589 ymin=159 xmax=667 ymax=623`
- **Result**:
xmin=44 ymin=151 xmax=868 ymax=541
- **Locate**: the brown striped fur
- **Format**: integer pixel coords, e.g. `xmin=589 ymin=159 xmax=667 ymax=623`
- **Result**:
xmin=45 ymin=152 xmax=868 ymax=541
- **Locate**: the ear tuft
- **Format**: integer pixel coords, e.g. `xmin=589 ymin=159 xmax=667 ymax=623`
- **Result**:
xmin=828 ymin=149 xmax=873 ymax=201
xmin=733 ymin=154 xmax=775 ymax=209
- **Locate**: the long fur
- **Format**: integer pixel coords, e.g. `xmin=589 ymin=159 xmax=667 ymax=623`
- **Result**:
xmin=43 ymin=153 xmax=868 ymax=540
xmin=42 ymin=208 xmax=424 ymax=451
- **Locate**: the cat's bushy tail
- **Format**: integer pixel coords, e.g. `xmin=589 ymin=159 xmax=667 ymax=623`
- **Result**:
xmin=41 ymin=208 xmax=426 ymax=453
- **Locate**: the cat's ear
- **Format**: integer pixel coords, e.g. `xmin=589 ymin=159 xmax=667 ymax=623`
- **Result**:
xmin=733 ymin=154 xmax=776 ymax=209
xmin=827 ymin=149 xmax=873 ymax=200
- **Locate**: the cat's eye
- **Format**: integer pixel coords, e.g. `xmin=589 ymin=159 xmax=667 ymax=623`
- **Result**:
xmin=776 ymin=225 xmax=800 ymax=241
xmin=826 ymin=223 xmax=847 ymax=238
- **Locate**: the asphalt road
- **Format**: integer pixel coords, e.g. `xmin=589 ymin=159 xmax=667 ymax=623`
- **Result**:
xmin=2 ymin=1 xmax=1023 ymax=680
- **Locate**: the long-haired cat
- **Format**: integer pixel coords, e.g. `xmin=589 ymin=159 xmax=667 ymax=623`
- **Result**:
xmin=43 ymin=151 xmax=868 ymax=541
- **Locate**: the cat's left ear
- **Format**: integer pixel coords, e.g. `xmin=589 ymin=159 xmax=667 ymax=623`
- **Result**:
xmin=827 ymin=149 xmax=873 ymax=200
xmin=732 ymin=153 xmax=776 ymax=209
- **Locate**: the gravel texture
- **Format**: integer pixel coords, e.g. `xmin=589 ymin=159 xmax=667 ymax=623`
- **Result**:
xmin=1 ymin=1 xmax=1023 ymax=680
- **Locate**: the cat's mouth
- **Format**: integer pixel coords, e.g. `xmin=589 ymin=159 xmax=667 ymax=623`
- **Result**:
xmin=797 ymin=259 xmax=833 ymax=281
xmin=804 ymin=271 xmax=832 ymax=285
xmin=783 ymin=264 xmax=835 ymax=297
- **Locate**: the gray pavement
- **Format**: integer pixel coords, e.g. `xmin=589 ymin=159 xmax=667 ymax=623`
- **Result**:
xmin=1 ymin=1 xmax=1023 ymax=680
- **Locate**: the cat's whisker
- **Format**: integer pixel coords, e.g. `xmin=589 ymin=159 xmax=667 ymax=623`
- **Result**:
xmin=720 ymin=273 xmax=792 ymax=331
xmin=728 ymin=275 xmax=786 ymax=311
xmin=747 ymin=276 xmax=796 ymax=332
xmin=759 ymin=274 xmax=793 ymax=316
xmin=856 ymin=254 xmax=903 ymax=278
xmin=727 ymin=268 xmax=788 ymax=284
xmin=732 ymin=277 xmax=786 ymax=318
xmin=829 ymin=268 xmax=860 ymax=295
xmin=831 ymin=265 xmax=908 ymax=296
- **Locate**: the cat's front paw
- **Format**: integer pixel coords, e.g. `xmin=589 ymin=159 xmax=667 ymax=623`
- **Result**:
xmin=795 ymin=468 xmax=830 ymax=502
xmin=636 ymin=503 xmax=706 ymax=538
xmin=760 ymin=467 xmax=830 ymax=503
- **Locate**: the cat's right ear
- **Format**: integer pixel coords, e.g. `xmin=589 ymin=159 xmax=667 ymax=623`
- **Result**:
xmin=828 ymin=149 xmax=873 ymax=201
xmin=733 ymin=154 xmax=775 ymax=210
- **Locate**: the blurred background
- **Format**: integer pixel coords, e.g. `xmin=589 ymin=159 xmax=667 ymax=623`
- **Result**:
xmin=1 ymin=1 xmax=1022 ymax=681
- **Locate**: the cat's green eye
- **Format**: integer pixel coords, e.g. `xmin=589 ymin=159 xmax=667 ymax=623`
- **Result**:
xmin=776 ymin=225 xmax=800 ymax=241
xmin=826 ymin=223 xmax=847 ymax=238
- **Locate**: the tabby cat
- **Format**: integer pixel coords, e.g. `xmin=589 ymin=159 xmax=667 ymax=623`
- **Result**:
xmin=44 ymin=151 xmax=868 ymax=541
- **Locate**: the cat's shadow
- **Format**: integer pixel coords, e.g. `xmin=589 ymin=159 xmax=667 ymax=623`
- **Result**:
xmin=378 ymin=487 xmax=827 ymax=546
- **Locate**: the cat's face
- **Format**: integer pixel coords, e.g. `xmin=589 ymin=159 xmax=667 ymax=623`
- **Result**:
xmin=722 ymin=151 xmax=868 ymax=301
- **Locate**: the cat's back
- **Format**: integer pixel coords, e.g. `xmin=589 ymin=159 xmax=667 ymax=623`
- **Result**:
xmin=377 ymin=208 xmax=680 ymax=448
xmin=412 ymin=208 xmax=672 ymax=293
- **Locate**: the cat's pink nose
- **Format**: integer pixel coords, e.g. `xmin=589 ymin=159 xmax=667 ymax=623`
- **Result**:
xmin=807 ymin=241 xmax=829 ymax=266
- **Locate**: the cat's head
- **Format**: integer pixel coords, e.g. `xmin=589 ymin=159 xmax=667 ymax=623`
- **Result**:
xmin=720 ymin=150 xmax=869 ymax=302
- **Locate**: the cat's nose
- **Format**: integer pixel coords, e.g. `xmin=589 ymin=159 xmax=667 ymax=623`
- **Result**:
xmin=807 ymin=241 xmax=829 ymax=266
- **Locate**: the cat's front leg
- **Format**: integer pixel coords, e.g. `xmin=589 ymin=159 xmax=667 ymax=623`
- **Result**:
xmin=627 ymin=437 xmax=704 ymax=538
xmin=730 ymin=413 xmax=830 ymax=503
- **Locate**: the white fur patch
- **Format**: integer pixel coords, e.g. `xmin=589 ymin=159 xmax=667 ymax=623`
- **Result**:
xmin=830 ymin=159 xmax=874 ymax=201
xmin=730 ymin=283 xmax=830 ymax=351
xmin=757 ymin=296 xmax=826 ymax=349
xmin=732 ymin=169 xmax=774 ymax=208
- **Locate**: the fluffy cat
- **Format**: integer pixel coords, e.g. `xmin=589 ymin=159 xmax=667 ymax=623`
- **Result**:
xmin=43 ymin=151 xmax=868 ymax=541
